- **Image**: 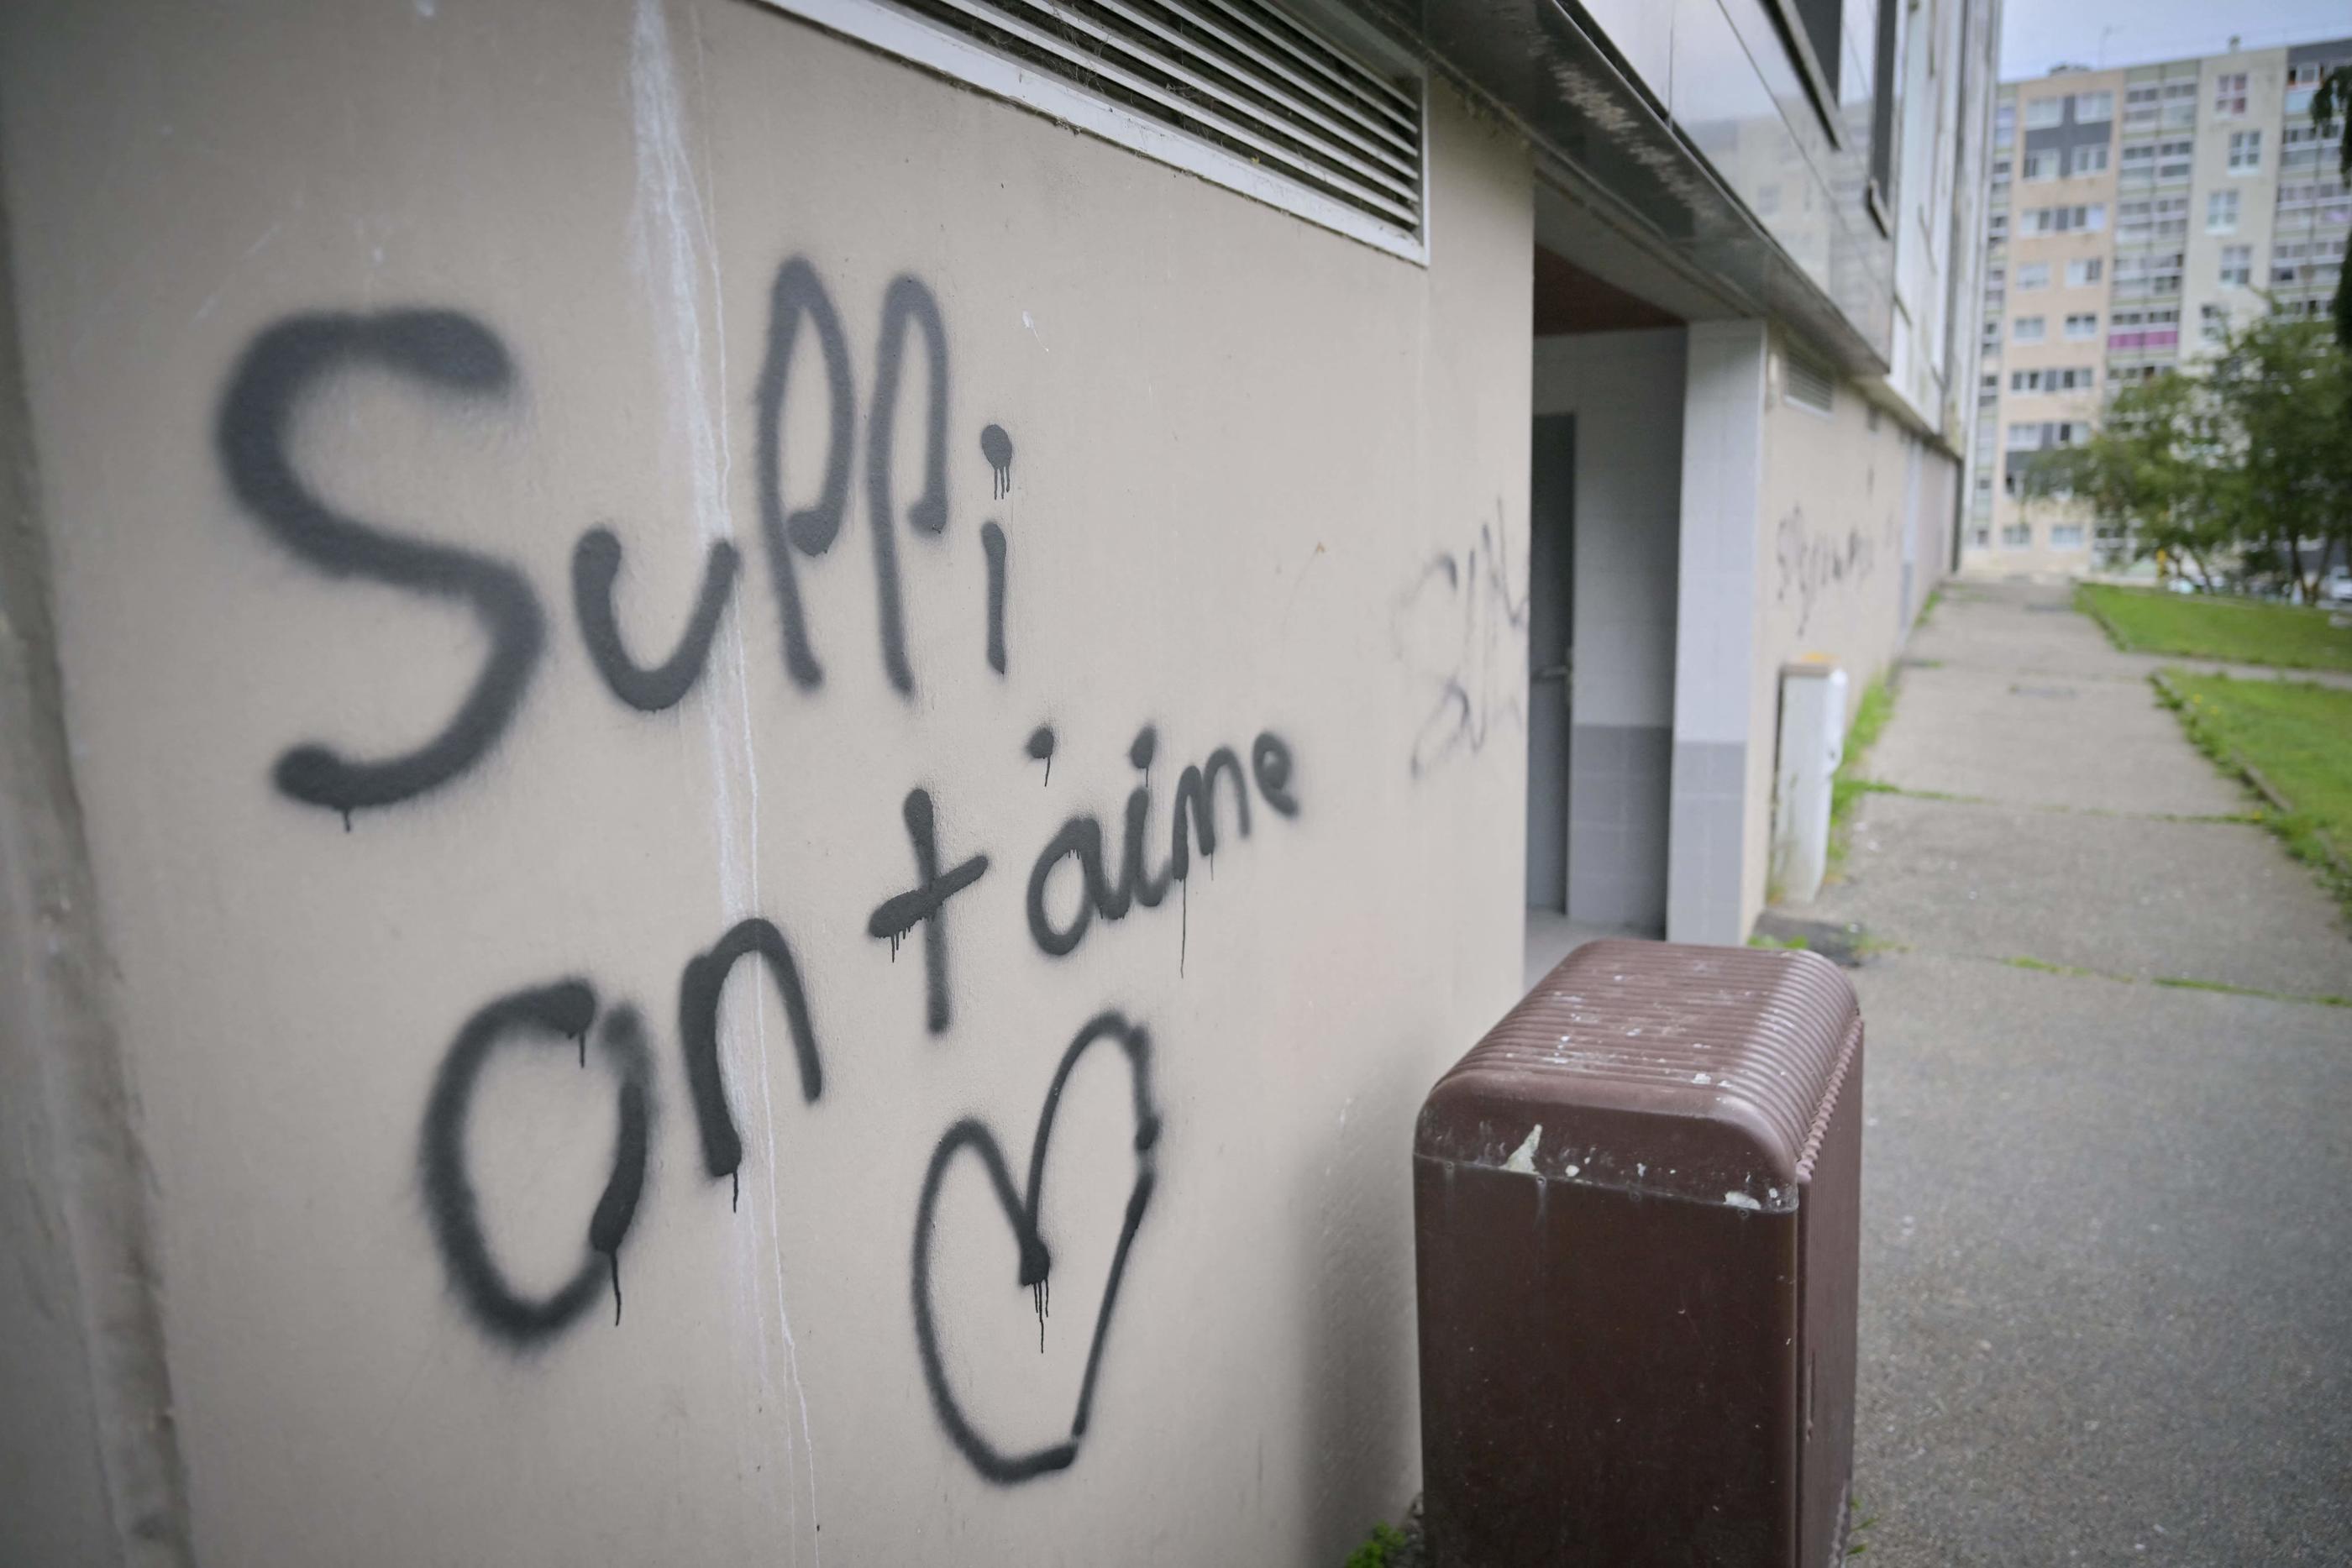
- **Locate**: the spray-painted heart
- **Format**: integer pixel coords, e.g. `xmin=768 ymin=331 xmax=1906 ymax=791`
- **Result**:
xmin=911 ymin=1010 xmax=1160 ymax=1484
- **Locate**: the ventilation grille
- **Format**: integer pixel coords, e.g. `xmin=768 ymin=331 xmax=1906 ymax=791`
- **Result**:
xmin=787 ymin=0 xmax=1425 ymax=252
xmin=1784 ymin=349 xmax=1837 ymax=414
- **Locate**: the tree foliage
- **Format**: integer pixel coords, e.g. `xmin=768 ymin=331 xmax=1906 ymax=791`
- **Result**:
xmin=2059 ymin=315 xmax=2351 ymax=600
xmin=2311 ymin=66 xmax=2352 ymax=349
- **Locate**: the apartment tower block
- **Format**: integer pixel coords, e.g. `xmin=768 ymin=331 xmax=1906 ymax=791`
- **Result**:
xmin=1966 ymin=38 xmax=2352 ymax=573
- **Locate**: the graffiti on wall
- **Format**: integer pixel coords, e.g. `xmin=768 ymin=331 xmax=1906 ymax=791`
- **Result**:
xmin=213 ymin=258 xmax=1308 ymax=1484
xmin=1772 ymin=503 xmax=1878 ymax=637
xmin=1390 ymin=502 xmax=1527 ymax=778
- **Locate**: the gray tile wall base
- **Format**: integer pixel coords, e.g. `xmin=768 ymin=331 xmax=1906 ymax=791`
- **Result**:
xmin=1667 ymin=737 xmax=1750 ymax=945
xmin=1567 ymin=722 xmax=1672 ymax=929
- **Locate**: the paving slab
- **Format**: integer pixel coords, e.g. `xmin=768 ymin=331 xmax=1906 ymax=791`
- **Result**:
xmin=1822 ymin=792 xmax=2352 ymax=998
xmin=1852 ymin=952 xmax=2352 ymax=1567
xmin=1816 ymin=578 xmax=2352 ymax=1565
xmin=1865 ymin=663 xmax=2246 ymax=818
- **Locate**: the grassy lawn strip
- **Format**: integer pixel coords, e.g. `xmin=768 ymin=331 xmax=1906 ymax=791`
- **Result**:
xmin=2077 ymin=583 xmax=2352 ymax=673
xmin=2157 ymin=670 xmax=2352 ymax=925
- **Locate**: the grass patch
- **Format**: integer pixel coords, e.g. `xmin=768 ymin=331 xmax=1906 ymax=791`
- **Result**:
xmin=1343 ymin=1521 xmax=1415 ymax=1568
xmin=2003 ymin=955 xmax=2117 ymax=981
xmin=1825 ymin=678 xmax=1898 ymax=878
xmin=2076 ymin=584 xmax=2352 ymax=673
xmin=1748 ymin=933 xmax=1811 ymax=951
xmin=1997 ymin=953 xmax=2348 ymax=1005
xmin=2158 ymin=671 xmax=2352 ymax=924
xmin=2154 ymin=976 xmax=2351 ymax=1008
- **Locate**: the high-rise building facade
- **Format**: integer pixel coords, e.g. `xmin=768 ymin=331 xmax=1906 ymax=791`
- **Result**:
xmin=1965 ymin=38 xmax=2352 ymax=573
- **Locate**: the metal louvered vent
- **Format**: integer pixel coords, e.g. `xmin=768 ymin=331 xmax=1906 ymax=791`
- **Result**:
xmin=760 ymin=0 xmax=1427 ymax=260
xmin=1783 ymin=349 xmax=1837 ymax=414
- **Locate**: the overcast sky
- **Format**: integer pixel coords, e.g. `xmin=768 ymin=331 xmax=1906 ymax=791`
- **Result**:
xmin=2001 ymin=0 xmax=2352 ymax=81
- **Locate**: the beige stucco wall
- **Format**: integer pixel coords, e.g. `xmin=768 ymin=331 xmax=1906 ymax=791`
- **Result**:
xmin=0 ymin=1 xmax=1533 ymax=1562
xmin=1747 ymin=335 xmax=1955 ymax=914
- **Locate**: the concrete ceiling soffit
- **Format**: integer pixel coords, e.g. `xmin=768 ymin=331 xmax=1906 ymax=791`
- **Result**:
xmin=1343 ymin=0 xmax=1893 ymax=375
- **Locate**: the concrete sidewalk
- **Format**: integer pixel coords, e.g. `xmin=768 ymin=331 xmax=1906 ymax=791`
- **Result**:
xmin=1817 ymin=579 xmax=2352 ymax=1565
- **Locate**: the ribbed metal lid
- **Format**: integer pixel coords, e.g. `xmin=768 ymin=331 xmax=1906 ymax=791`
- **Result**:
xmin=1417 ymin=940 xmax=1862 ymax=1211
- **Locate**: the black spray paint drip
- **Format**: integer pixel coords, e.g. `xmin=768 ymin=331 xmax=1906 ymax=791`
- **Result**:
xmin=1032 ymin=1274 xmax=1052 ymax=1354
xmin=981 ymin=521 xmax=1009 ymax=675
xmin=418 ymin=982 xmax=651 ymax=1348
xmin=1026 ymin=724 xmax=1056 ymax=785
xmin=911 ymin=1010 xmax=1160 ymax=1484
xmin=680 ymin=917 xmax=823 ymax=1210
xmin=980 ymin=422 xmax=1014 ymax=499
xmin=867 ymin=788 xmax=990 ymax=1036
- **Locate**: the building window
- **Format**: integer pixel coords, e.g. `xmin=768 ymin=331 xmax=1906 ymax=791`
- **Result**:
xmin=2050 ymin=523 xmax=2087 ymax=548
xmin=2021 ymin=203 xmax=2105 ymax=234
xmin=1971 ymin=524 xmax=1993 ymax=549
xmin=2024 ymin=97 xmax=2065 ymax=129
xmin=2010 ymin=366 xmax=2095 ymax=393
xmin=2066 ymin=258 xmax=2104 ymax=287
xmin=2024 ymin=149 xmax=2061 ymax=181
xmin=2219 ymin=245 xmax=2252 ymax=287
xmin=2201 ymin=302 xmax=2229 ymax=343
xmin=2208 ymin=190 xmax=2238 ymax=233
xmin=2065 ymin=312 xmax=2099 ymax=340
xmin=2213 ymin=71 xmax=2248 ymax=117
xmin=1988 ymin=211 xmax=2010 ymax=242
xmin=2156 ymin=139 xmax=2193 ymax=181
xmin=2229 ymin=130 xmax=2261 ymax=172
xmin=2070 ymin=144 xmax=2109 ymax=176
xmin=2071 ymin=91 xmax=2113 ymax=123
xmin=1996 ymin=100 xmax=2016 ymax=148
xmin=2016 ymin=261 xmax=2050 ymax=289
xmin=2014 ymin=316 xmax=2047 ymax=343
xmin=2286 ymin=61 xmax=2324 ymax=115
xmin=2003 ymin=522 xmax=2033 ymax=548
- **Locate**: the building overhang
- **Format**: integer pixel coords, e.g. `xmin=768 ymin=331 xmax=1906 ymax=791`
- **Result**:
xmin=1342 ymin=0 xmax=1896 ymax=377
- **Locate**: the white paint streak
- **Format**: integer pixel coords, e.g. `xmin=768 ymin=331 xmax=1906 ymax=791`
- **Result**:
xmin=628 ymin=3 xmax=816 ymax=1560
xmin=1502 ymin=1124 xmax=1542 ymax=1175
xmin=188 ymin=219 xmax=285 ymax=327
xmin=1723 ymin=1192 xmax=1762 ymax=1210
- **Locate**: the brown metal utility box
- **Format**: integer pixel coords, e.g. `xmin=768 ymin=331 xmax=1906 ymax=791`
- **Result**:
xmin=1415 ymin=940 xmax=1863 ymax=1567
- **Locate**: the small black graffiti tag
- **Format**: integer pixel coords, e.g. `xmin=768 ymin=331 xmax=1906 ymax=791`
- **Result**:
xmin=911 ymin=1009 xmax=1161 ymax=1485
xmin=679 ymin=917 xmax=823 ymax=1209
xmin=419 ymin=982 xmax=652 ymax=1345
xmin=1390 ymin=506 xmax=1528 ymax=779
xmin=868 ymin=788 xmax=990 ymax=1036
xmin=571 ymin=526 xmax=741 ymax=713
xmin=215 ymin=309 xmax=544 ymax=823
xmin=1026 ymin=727 xmax=1298 ymax=960
xmin=1775 ymin=505 xmax=1877 ymax=636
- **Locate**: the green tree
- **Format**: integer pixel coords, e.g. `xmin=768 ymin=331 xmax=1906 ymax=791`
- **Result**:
xmin=2062 ymin=317 xmax=2351 ymax=598
xmin=2208 ymin=312 xmax=2352 ymax=603
xmin=2313 ymin=67 xmax=2352 ymax=349
xmin=2046 ymin=371 xmax=2229 ymax=586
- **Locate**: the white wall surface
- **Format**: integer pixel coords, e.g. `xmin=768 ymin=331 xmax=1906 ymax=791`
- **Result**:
xmin=0 ymin=1 xmax=1534 ymax=1562
xmin=1532 ymin=331 xmax=1687 ymax=729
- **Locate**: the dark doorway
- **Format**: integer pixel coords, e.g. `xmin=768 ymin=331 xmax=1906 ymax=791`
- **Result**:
xmin=1525 ymin=413 xmax=1575 ymax=910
